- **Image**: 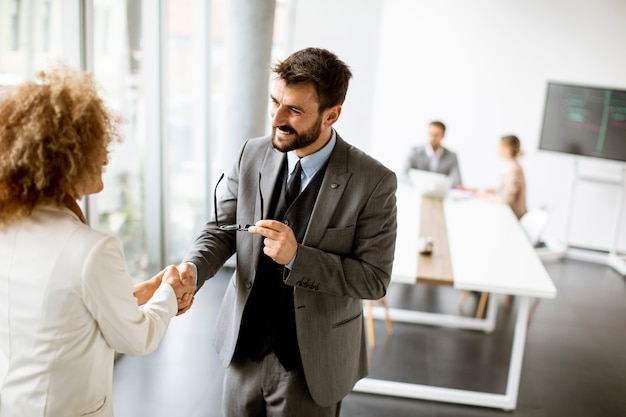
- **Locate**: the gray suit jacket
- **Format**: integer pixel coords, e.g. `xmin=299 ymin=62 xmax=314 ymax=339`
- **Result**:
xmin=184 ymin=133 xmax=397 ymax=406
xmin=404 ymin=145 xmax=462 ymax=187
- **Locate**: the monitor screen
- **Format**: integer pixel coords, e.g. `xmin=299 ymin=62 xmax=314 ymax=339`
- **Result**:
xmin=539 ymin=82 xmax=626 ymax=162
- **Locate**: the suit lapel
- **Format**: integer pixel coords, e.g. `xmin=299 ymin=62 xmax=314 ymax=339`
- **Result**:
xmin=253 ymin=146 xmax=285 ymax=263
xmin=251 ymin=135 xmax=353 ymax=248
xmin=303 ymin=135 xmax=352 ymax=246
xmin=260 ymin=147 xmax=285 ymax=217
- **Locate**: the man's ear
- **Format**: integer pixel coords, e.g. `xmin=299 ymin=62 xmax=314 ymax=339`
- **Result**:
xmin=323 ymin=105 xmax=342 ymax=127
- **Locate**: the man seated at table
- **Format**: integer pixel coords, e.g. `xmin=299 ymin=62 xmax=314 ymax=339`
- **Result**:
xmin=403 ymin=120 xmax=463 ymax=188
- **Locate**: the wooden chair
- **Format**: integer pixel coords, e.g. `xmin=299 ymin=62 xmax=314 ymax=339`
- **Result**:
xmin=364 ymin=297 xmax=394 ymax=348
xmin=458 ymin=291 xmax=504 ymax=318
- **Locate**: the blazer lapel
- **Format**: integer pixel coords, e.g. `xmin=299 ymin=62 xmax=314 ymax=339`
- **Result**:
xmin=303 ymin=135 xmax=352 ymax=246
xmin=253 ymin=146 xmax=285 ymax=263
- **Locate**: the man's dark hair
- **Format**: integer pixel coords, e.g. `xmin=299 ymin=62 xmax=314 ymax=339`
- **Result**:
xmin=430 ymin=120 xmax=446 ymax=133
xmin=271 ymin=47 xmax=352 ymax=112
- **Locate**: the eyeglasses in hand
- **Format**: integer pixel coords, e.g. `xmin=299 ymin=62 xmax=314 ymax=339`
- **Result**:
xmin=213 ymin=172 xmax=263 ymax=231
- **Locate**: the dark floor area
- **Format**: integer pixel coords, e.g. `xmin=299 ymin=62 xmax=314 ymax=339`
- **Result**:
xmin=112 ymin=258 xmax=626 ymax=416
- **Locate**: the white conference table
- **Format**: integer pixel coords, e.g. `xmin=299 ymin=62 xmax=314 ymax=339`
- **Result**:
xmin=354 ymin=184 xmax=557 ymax=410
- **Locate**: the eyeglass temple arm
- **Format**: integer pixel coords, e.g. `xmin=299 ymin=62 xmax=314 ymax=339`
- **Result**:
xmin=215 ymin=172 xmax=262 ymax=229
xmin=214 ymin=173 xmax=225 ymax=226
xmin=258 ymin=172 xmax=263 ymax=221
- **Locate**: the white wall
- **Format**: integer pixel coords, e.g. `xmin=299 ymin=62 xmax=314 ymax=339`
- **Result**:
xmin=290 ymin=0 xmax=626 ymax=252
xmin=289 ymin=0 xmax=384 ymax=150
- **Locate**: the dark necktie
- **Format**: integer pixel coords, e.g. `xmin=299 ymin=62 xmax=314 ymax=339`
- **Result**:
xmin=286 ymin=160 xmax=302 ymax=205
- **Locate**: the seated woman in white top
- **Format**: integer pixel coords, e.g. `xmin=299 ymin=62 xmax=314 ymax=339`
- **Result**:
xmin=0 ymin=64 xmax=191 ymax=416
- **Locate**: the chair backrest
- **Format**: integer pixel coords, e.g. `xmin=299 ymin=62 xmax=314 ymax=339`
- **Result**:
xmin=520 ymin=209 xmax=549 ymax=247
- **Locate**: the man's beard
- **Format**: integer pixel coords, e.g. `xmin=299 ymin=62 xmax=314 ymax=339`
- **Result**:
xmin=272 ymin=116 xmax=322 ymax=153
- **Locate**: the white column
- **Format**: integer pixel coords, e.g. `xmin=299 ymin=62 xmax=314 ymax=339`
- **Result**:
xmin=215 ymin=0 xmax=276 ymax=176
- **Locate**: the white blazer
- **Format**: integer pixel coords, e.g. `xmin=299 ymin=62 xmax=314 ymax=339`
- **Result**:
xmin=0 ymin=204 xmax=177 ymax=417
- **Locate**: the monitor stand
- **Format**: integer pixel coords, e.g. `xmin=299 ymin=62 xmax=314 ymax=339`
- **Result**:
xmin=563 ymin=159 xmax=626 ymax=276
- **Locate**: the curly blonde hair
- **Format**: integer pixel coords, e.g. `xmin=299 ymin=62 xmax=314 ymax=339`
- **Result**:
xmin=0 ymin=63 xmax=121 ymax=226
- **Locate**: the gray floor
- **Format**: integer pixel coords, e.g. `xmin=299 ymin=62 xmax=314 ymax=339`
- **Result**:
xmin=112 ymin=258 xmax=626 ymax=416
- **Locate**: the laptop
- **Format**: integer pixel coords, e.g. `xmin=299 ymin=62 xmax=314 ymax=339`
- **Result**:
xmin=407 ymin=169 xmax=451 ymax=198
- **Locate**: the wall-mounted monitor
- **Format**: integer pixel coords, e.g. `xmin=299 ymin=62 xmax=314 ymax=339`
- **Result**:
xmin=539 ymin=81 xmax=626 ymax=163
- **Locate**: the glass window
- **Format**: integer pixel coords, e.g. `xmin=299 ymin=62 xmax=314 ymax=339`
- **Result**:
xmin=10 ymin=0 xmax=21 ymax=51
xmin=0 ymin=0 xmax=292 ymax=279
xmin=91 ymin=0 xmax=152 ymax=279
xmin=164 ymin=0 xmax=209 ymax=264
xmin=0 ymin=0 xmax=81 ymax=86
xmin=91 ymin=0 xmax=212 ymax=277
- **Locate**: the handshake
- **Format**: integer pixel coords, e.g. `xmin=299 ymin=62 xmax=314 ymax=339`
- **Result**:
xmin=133 ymin=263 xmax=199 ymax=316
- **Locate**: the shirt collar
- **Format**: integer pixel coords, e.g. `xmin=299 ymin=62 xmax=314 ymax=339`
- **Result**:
xmin=287 ymin=129 xmax=336 ymax=178
xmin=425 ymin=144 xmax=444 ymax=159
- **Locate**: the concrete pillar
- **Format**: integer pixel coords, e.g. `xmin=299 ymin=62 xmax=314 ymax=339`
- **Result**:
xmin=215 ymin=0 xmax=276 ymax=176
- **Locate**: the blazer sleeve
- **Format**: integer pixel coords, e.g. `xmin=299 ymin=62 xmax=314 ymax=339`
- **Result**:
xmin=403 ymin=146 xmax=428 ymax=174
xmin=448 ymin=157 xmax=462 ymax=188
xmin=441 ymin=149 xmax=462 ymax=187
xmin=81 ymin=235 xmax=177 ymax=356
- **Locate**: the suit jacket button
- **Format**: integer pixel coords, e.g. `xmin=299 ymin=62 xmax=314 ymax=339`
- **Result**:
xmin=245 ymin=281 xmax=253 ymax=289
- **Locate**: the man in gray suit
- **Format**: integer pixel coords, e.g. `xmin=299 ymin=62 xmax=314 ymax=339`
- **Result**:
xmin=404 ymin=121 xmax=463 ymax=188
xmin=178 ymin=48 xmax=397 ymax=416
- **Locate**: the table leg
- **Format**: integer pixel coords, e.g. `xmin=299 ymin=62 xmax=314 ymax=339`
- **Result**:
xmin=368 ymin=292 xmax=497 ymax=333
xmin=379 ymin=297 xmax=395 ymax=334
xmin=354 ymin=296 xmax=531 ymax=410
xmin=364 ymin=300 xmax=375 ymax=347
xmin=476 ymin=292 xmax=490 ymax=318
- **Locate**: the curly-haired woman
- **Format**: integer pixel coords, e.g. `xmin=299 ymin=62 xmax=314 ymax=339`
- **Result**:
xmin=0 ymin=65 xmax=187 ymax=416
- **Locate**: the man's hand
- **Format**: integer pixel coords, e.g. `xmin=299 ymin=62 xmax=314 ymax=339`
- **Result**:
xmin=176 ymin=262 xmax=198 ymax=315
xmin=133 ymin=265 xmax=196 ymax=316
xmin=163 ymin=265 xmax=185 ymax=298
xmin=248 ymin=220 xmax=298 ymax=265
